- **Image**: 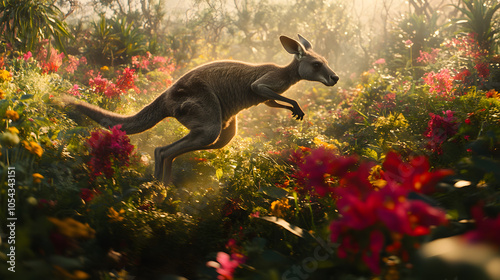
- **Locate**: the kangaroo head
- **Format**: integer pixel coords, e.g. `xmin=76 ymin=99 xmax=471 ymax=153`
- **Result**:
xmin=280 ymin=34 xmax=339 ymax=86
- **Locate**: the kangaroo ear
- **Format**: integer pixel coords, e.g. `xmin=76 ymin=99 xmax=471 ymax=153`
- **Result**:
xmin=280 ymin=35 xmax=306 ymax=57
xmin=297 ymin=34 xmax=312 ymax=50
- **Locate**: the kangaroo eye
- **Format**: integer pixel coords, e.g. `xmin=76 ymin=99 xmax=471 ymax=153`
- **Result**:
xmin=312 ymin=62 xmax=322 ymax=68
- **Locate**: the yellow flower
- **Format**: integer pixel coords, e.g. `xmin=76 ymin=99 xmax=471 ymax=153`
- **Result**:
xmin=270 ymin=198 xmax=291 ymax=218
xmin=108 ymin=207 xmax=125 ymax=222
xmin=7 ymin=127 xmax=19 ymax=134
xmin=5 ymin=110 xmax=19 ymax=121
xmin=33 ymin=173 xmax=44 ymax=183
xmin=48 ymin=217 xmax=96 ymax=239
xmin=368 ymin=164 xmax=387 ymax=189
xmin=0 ymin=89 xmax=6 ymax=99
xmin=0 ymin=69 xmax=12 ymax=82
xmin=113 ymin=269 xmax=129 ymax=280
xmin=313 ymin=137 xmax=338 ymax=151
xmin=100 ymin=65 xmax=109 ymax=71
xmin=22 ymin=140 xmax=43 ymax=157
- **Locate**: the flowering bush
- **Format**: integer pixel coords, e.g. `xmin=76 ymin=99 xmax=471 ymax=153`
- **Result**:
xmin=86 ymin=125 xmax=135 ymax=179
xmin=422 ymin=69 xmax=453 ymax=95
xmin=286 ymin=149 xmax=451 ymax=273
xmin=87 ymin=67 xmax=138 ymax=98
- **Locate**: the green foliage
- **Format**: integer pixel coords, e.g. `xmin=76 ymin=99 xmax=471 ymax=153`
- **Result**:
xmin=452 ymin=0 xmax=500 ymax=53
xmin=0 ymin=0 xmax=72 ymax=53
xmin=385 ymin=12 xmax=443 ymax=74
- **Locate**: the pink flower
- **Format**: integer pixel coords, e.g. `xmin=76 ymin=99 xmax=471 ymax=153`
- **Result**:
xmin=23 ymin=51 xmax=32 ymax=61
xmin=68 ymin=84 xmax=81 ymax=96
xmin=207 ymin=252 xmax=246 ymax=280
xmin=446 ymin=33 xmax=487 ymax=59
xmin=405 ymin=40 xmax=413 ymax=47
xmin=152 ymin=55 xmax=168 ymax=66
xmin=249 ymin=212 xmax=260 ymax=218
xmin=373 ymin=58 xmax=386 ymax=65
xmin=417 ymin=48 xmax=440 ymax=64
xmin=88 ymin=73 xmax=110 ymax=94
xmin=38 ymin=48 xmax=64 ymax=74
xmin=423 ymin=69 xmax=453 ymax=95
xmin=79 ymin=56 xmax=88 ymax=65
xmin=64 ymin=55 xmax=82 ymax=74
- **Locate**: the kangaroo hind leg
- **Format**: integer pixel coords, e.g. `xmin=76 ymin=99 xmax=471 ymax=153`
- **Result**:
xmin=154 ymin=96 xmax=223 ymax=185
xmin=203 ymin=116 xmax=237 ymax=150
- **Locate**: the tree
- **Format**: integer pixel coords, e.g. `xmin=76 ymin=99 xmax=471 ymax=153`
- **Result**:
xmin=0 ymin=0 xmax=72 ymax=53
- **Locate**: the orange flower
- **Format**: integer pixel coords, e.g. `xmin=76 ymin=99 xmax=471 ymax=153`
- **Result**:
xmin=108 ymin=207 xmax=125 ymax=222
xmin=5 ymin=110 xmax=19 ymax=121
xmin=270 ymin=198 xmax=291 ymax=218
xmin=7 ymin=127 xmax=19 ymax=134
xmin=22 ymin=140 xmax=43 ymax=157
xmin=0 ymin=69 xmax=12 ymax=82
xmin=48 ymin=217 xmax=95 ymax=239
xmin=33 ymin=173 xmax=44 ymax=183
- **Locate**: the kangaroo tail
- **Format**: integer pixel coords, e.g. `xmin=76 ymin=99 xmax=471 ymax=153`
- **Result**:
xmin=64 ymin=95 xmax=169 ymax=134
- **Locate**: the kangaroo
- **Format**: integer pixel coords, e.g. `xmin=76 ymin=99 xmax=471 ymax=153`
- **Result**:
xmin=66 ymin=34 xmax=339 ymax=185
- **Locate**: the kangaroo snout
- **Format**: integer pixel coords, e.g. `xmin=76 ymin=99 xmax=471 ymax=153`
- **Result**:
xmin=331 ymin=75 xmax=339 ymax=85
xmin=324 ymin=74 xmax=339 ymax=86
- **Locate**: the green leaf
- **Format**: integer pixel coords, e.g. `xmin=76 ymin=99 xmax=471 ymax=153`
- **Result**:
xmin=258 ymin=185 xmax=288 ymax=199
xmin=19 ymin=94 xmax=34 ymax=100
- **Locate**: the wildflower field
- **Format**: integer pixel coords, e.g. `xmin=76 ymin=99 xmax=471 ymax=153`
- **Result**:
xmin=1 ymin=0 xmax=500 ymax=279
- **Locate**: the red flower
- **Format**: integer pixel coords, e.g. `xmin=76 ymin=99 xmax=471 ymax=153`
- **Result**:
xmin=424 ymin=110 xmax=459 ymax=154
xmin=115 ymin=67 xmax=138 ymax=93
xmin=382 ymin=151 xmax=453 ymax=194
xmin=294 ymin=147 xmax=358 ymax=196
xmin=362 ymin=230 xmax=385 ymax=274
xmin=465 ymin=204 xmax=500 ymax=247
xmin=453 ymin=68 xmax=471 ymax=81
xmin=79 ymin=188 xmax=95 ymax=202
xmin=325 ymin=151 xmax=450 ymax=274
xmin=88 ymin=73 xmax=110 ymax=95
xmin=38 ymin=48 xmax=64 ymax=74
xmin=87 ymin=125 xmax=135 ymax=179
xmin=88 ymin=68 xmax=138 ymax=98
xmin=474 ymin=62 xmax=490 ymax=78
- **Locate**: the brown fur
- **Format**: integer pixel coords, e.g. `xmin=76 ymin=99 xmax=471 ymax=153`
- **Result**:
xmin=67 ymin=35 xmax=339 ymax=185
